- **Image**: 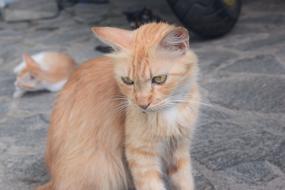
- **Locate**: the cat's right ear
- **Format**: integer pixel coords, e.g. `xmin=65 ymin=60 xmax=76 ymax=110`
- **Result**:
xmin=159 ymin=27 xmax=189 ymax=56
xmin=91 ymin=27 xmax=134 ymax=51
xmin=23 ymin=53 xmax=39 ymax=70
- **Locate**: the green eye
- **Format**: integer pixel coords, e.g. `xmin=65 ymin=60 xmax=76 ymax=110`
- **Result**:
xmin=121 ymin=76 xmax=134 ymax=85
xmin=152 ymin=75 xmax=167 ymax=85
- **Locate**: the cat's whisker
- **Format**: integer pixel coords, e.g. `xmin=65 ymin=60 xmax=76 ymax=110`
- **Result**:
xmin=149 ymin=100 xmax=176 ymax=112
xmin=112 ymin=95 xmax=127 ymax=98
xmin=149 ymin=99 xmax=171 ymax=111
xmin=111 ymin=97 xmax=129 ymax=108
xmin=114 ymin=104 xmax=128 ymax=114
xmin=114 ymin=100 xmax=129 ymax=107
xmin=178 ymin=94 xmax=212 ymax=104
xmin=151 ymin=98 xmax=169 ymax=107
xmin=170 ymin=98 xmax=214 ymax=108
xmin=113 ymin=98 xmax=126 ymax=100
xmin=111 ymin=96 xmax=128 ymax=101
xmin=113 ymin=100 xmax=129 ymax=113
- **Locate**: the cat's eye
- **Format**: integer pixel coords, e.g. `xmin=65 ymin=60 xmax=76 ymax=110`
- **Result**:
xmin=121 ymin=76 xmax=134 ymax=85
xmin=152 ymin=75 xmax=167 ymax=85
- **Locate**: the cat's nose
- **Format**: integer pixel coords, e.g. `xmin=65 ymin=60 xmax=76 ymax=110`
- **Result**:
xmin=138 ymin=103 xmax=150 ymax=110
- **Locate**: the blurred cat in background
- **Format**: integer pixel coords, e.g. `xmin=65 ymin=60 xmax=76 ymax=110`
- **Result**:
xmin=13 ymin=52 xmax=76 ymax=98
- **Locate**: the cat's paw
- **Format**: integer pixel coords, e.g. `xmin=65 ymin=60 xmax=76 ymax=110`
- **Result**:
xmin=13 ymin=88 xmax=25 ymax=98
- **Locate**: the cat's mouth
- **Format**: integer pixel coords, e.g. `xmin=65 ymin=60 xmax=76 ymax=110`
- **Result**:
xmin=131 ymin=97 xmax=176 ymax=113
xmin=137 ymin=102 xmax=173 ymax=113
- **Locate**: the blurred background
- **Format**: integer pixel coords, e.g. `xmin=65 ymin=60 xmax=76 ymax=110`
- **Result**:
xmin=0 ymin=0 xmax=285 ymax=189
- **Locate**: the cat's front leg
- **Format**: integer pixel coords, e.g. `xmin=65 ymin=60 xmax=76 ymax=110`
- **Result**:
xmin=125 ymin=143 xmax=166 ymax=190
xmin=169 ymin=140 xmax=194 ymax=190
xmin=13 ymin=87 xmax=25 ymax=98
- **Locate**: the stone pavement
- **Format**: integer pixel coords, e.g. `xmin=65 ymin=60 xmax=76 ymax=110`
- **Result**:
xmin=0 ymin=0 xmax=285 ymax=189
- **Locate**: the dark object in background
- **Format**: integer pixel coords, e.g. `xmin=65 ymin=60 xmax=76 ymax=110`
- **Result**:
xmin=95 ymin=45 xmax=114 ymax=53
xmin=78 ymin=0 xmax=109 ymax=3
xmin=167 ymin=0 xmax=242 ymax=38
xmin=58 ymin=0 xmax=78 ymax=9
xmin=58 ymin=0 xmax=109 ymax=9
xmin=123 ymin=7 xmax=163 ymax=29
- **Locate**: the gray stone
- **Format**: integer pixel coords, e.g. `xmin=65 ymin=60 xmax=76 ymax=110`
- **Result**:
xmin=194 ymin=171 xmax=216 ymax=190
xmin=224 ymin=161 xmax=279 ymax=185
xmin=14 ymin=93 xmax=55 ymax=114
xmin=266 ymin=140 xmax=285 ymax=173
xmin=41 ymin=26 xmax=91 ymax=46
xmin=240 ymin=13 xmax=285 ymax=26
xmin=64 ymin=3 xmax=109 ymax=25
xmin=3 ymin=155 xmax=47 ymax=189
xmin=0 ymin=98 xmax=9 ymax=116
xmin=0 ymin=43 xmax=24 ymax=70
xmin=0 ymin=73 xmax=15 ymax=97
xmin=193 ymin=121 xmax=283 ymax=171
xmin=220 ymin=55 xmax=285 ymax=75
xmin=2 ymin=0 xmax=59 ymax=22
xmin=199 ymin=107 xmax=233 ymax=123
xmin=231 ymin=33 xmax=285 ymax=51
xmin=0 ymin=115 xmax=47 ymax=141
xmin=204 ymin=76 xmax=285 ymax=113
xmin=8 ymin=155 xmax=48 ymax=184
xmin=196 ymin=49 xmax=238 ymax=75
xmin=0 ymin=29 xmax=23 ymax=41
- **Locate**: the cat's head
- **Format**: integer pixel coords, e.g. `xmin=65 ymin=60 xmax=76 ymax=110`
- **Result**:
xmin=92 ymin=23 xmax=198 ymax=112
xmin=15 ymin=54 xmax=45 ymax=91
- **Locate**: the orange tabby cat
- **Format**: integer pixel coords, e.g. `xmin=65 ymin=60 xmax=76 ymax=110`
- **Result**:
xmin=37 ymin=22 xmax=200 ymax=190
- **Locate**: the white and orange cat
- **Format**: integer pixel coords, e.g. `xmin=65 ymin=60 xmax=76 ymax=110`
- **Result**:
xmin=13 ymin=52 xmax=76 ymax=98
xmin=37 ymin=23 xmax=200 ymax=190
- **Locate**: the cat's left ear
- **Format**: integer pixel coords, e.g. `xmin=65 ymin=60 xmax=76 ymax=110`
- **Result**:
xmin=159 ymin=27 xmax=189 ymax=56
xmin=91 ymin=27 xmax=133 ymax=51
xmin=23 ymin=53 xmax=40 ymax=71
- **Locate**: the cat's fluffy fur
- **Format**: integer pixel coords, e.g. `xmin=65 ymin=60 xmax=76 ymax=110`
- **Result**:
xmin=13 ymin=52 xmax=76 ymax=98
xmin=37 ymin=23 xmax=200 ymax=190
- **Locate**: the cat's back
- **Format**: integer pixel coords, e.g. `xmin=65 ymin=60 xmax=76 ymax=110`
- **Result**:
xmin=59 ymin=56 xmax=117 ymax=100
xmin=50 ymin=56 xmax=124 ymax=143
xmin=46 ymin=56 xmax=126 ymax=184
xmin=39 ymin=52 xmax=76 ymax=69
xmin=37 ymin=52 xmax=76 ymax=79
xmin=14 ymin=52 xmax=76 ymax=79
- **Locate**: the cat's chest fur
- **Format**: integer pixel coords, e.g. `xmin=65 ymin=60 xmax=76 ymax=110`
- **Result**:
xmin=161 ymin=106 xmax=192 ymax=133
xmin=143 ymin=105 xmax=192 ymax=138
xmin=160 ymin=106 xmax=179 ymax=128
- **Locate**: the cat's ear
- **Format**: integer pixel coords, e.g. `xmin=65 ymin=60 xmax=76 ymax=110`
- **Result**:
xmin=23 ymin=53 xmax=39 ymax=70
xmin=159 ymin=27 xmax=189 ymax=55
xmin=91 ymin=27 xmax=133 ymax=51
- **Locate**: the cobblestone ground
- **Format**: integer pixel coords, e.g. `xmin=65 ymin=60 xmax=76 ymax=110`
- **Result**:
xmin=0 ymin=0 xmax=285 ymax=190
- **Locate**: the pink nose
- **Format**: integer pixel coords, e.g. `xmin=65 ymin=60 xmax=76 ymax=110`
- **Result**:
xmin=136 ymin=94 xmax=150 ymax=109
xmin=138 ymin=103 xmax=150 ymax=110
